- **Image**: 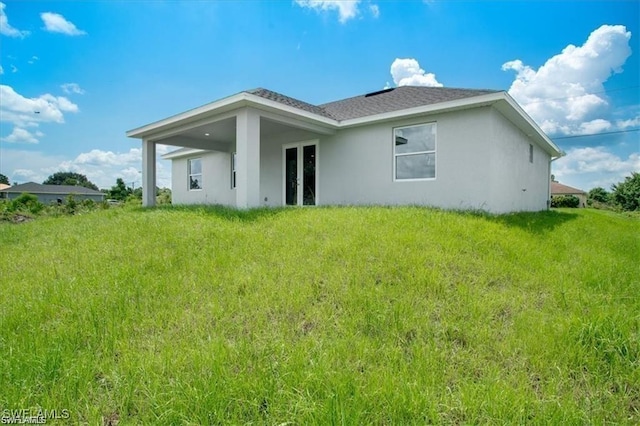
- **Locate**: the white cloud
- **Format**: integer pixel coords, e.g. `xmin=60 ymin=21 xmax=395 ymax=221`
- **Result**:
xmin=1 ymin=146 xmax=172 ymax=189
xmin=61 ymin=83 xmax=85 ymax=95
xmin=294 ymin=0 xmax=361 ymax=23
xmin=72 ymin=148 xmax=143 ymax=167
xmin=617 ymin=116 xmax=640 ymax=129
xmin=28 ymin=56 xmax=39 ymax=64
xmin=10 ymin=64 xmax=17 ymax=73
xmin=1 ymin=128 xmax=44 ymax=144
xmin=56 ymin=146 xmax=171 ymax=189
xmin=577 ymin=119 xmax=612 ymax=135
xmin=390 ymin=58 xmax=443 ymax=87
xmin=40 ymin=12 xmax=86 ymax=36
xmin=0 ymin=85 xmax=79 ymax=144
xmin=553 ymin=146 xmax=640 ymax=190
xmin=503 ymin=25 xmax=632 ymax=136
xmin=12 ymin=168 xmax=42 ymax=183
xmin=0 ymin=84 xmax=79 ymax=128
xmin=370 ymin=4 xmax=380 ymax=18
xmin=0 ymin=2 xmax=29 ymax=38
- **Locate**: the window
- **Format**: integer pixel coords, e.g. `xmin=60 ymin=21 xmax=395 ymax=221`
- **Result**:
xmin=231 ymin=152 xmax=236 ymax=189
xmin=188 ymin=158 xmax=202 ymax=190
xmin=394 ymin=123 xmax=436 ymax=180
xmin=529 ymin=144 xmax=534 ymax=163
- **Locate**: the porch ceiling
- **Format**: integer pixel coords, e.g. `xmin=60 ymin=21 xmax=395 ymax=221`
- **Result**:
xmin=156 ymin=116 xmax=319 ymax=150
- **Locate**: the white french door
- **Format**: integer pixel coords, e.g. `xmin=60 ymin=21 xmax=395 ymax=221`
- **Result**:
xmin=282 ymin=141 xmax=318 ymax=206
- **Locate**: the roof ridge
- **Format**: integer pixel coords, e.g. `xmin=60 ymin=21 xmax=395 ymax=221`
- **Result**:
xmin=319 ymin=85 xmax=501 ymax=107
xmin=246 ymin=87 xmax=338 ymax=119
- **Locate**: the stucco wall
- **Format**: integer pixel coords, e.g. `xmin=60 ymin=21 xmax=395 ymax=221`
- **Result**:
xmin=169 ymin=106 xmax=551 ymax=213
xmin=171 ymin=151 xmax=235 ymax=206
xmin=259 ymin=128 xmax=320 ymax=207
xmin=319 ymin=107 xmax=496 ymax=210
xmin=488 ymin=108 xmax=551 ymax=212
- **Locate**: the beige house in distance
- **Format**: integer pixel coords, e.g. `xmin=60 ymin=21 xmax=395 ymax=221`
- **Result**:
xmin=551 ymin=181 xmax=587 ymax=207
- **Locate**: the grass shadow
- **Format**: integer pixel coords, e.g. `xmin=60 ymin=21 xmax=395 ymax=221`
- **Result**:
xmin=134 ymin=204 xmax=581 ymax=230
xmin=462 ymin=209 xmax=580 ymax=234
xmin=133 ymin=204 xmax=288 ymax=222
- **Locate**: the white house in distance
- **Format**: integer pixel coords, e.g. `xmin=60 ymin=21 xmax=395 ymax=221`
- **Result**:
xmin=126 ymin=86 xmax=562 ymax=213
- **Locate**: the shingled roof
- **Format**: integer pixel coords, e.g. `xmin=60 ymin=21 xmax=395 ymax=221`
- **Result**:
xmin=551 ymin=181 xmax=586 ymax=195
xmin=246 ymin=88 xmax=336 ymax=119
xmin=0 ymin=182 xmax=104 ymax=195
xmin=247 ymin=86 xmax=499 ymax=122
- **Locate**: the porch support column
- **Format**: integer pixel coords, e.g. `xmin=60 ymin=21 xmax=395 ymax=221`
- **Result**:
xmin=235 ymin=108 xmax=261 ymax=208
xmin=141 ymin=139 xmax=156 ymax=207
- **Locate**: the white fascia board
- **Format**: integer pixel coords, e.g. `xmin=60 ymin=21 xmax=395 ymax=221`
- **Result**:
xmin=338 ymin=92 xmax=505 ymax=128
xmin=127 ymin=93 xmax=339 ymax=140
xmin=126 ymin=93 xmax=248 ymax=139
xmin=161 ymin=148 xmax=209 ymax=160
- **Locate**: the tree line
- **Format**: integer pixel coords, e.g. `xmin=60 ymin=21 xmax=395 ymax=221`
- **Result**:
xmin=587 ymin=172 xmax=639 ymax=211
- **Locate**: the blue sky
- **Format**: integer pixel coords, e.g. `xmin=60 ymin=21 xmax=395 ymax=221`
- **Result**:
xmin=1 ymin=0 xmax=638 ymax=191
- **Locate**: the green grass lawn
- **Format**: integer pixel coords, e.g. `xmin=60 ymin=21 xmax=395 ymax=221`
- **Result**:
xmin=1 ymin=206 xmax=638 ymax=424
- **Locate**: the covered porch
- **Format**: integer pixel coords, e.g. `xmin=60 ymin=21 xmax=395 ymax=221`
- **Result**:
xmin=127 ymin=94 xmax=338 ymax=207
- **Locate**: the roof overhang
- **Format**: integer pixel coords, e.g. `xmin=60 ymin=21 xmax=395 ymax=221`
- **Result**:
xmin=338 ymin=92 xmax=561 ymax=158
xmin=126 ymin=92 xmax=339 ymax=141
xmin=128 ymin=90 xmax=561 ymax=159
xmin=161 ymin=148 xmax=209 ymax=160
xmin=495 ymin=93 xmax=562 ymax=158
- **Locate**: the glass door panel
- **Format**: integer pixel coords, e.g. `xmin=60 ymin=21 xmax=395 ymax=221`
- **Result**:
xmin=302 ymin=144 xmax=316 ymax=206
xmin=285 ymin=147 xmax=298 ymax=206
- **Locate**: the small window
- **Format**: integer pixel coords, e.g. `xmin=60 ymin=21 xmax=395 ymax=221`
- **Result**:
xmin=231 ymin=152 xmax=237 ymax=189
xmin=394 ymin=123 xmax=436 ymax=180
xmin=188 ymin=158 xmax=202 ymax=190
xmin=529 ymin=144 xmax=534 ymax=163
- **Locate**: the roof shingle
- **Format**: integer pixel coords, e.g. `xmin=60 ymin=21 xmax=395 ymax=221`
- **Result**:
xmin=551 ymin=182 xmax=586 ymax=195
xmin=246 ymin=86 xmax=500 ymax=122
xmin=0 ymin=182 xmax=104 ymax=195
xmin=246 ymin=88 xmax=337 ymax=119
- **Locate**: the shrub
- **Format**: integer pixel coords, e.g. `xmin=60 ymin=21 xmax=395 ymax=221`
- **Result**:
xmin=11 ymin=192 xmax=44 ymax=214
xmin=551 ymin=195 xmax=580 ymax=208
xmin=65 ymin=194 xmax=78 ymax=215
xmin=81 ymin=199 xmax=96 ymax=209
xmin=587 ymin=187 xmax=610 ymax=206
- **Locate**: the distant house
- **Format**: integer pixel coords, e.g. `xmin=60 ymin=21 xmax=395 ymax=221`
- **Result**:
xmin=0 ymin=182 xmax=105 ymax=204
xmin=127 ymin=86 xmax=562 ymax=213
xmin=551 ymin=181 xmax=587 ymax=207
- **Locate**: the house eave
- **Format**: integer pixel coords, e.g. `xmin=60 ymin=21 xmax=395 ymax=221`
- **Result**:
xmin=337 ymin=91 xmax=561 ymax=158
xmin=128 ymin=89 xmax=561 ymax=160
xmin=161 ymin=148 xmax=209 ymax=160
xmin=126 ymin=92 xmax=339 ymax=140
xmin=497 ymin=93 xmax=563 ymax=158
xmin=338 ymin=92 xmax=505 ymax=127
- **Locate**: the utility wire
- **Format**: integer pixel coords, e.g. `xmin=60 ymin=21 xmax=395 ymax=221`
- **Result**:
xmin=552 ymin=128 xmax=640 ymax=140
xmin=511 ymin=85 xmax=640 ymax=106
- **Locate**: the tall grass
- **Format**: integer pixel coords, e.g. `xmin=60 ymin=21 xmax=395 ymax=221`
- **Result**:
xmin=1 ymin=206 xmax=638 ymax=424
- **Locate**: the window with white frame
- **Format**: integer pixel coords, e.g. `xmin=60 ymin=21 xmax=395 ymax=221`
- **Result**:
xmin=188 ymin=158 xmax=202 ymax=190
xmin=394 ymin=123 xmax=436 ymax=180
xmin=231 ymin=152 xmax=236 ymax=189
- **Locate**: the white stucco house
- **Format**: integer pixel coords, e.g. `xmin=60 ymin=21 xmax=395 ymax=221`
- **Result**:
xmin=126 ymin=86 xmax=561 ymax=213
